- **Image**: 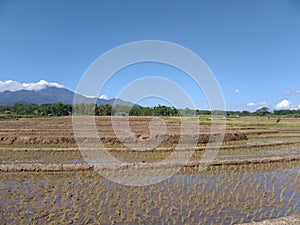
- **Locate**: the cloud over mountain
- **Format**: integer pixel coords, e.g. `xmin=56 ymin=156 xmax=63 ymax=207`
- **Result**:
xmin=0 ymin=80 xmax=134 ymax=106
xmin=274 ymin=99 xmax=299 ymax=110
xmin=99 ymin=95 xmax=108 ymax=100
xmin=0 ymin=80 xmax=64 ymax=93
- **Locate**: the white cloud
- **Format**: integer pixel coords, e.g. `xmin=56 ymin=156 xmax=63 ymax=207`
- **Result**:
xmin=99 ymin=95 xmax=108 ymax=100
xmin=284 ymin=89 xmax=292 ymax=94
xmin=84 ymin=95 xmax=97 ymax=99
xmin=284 ymin=88 xmax=300 ymax=95
xmin=274 ymin=99 xmax=299 ymax=110
xmin=246 ymin=102 xmax=267 ymax=107
xmin=0 ymin=80 xmax=64 ymax=93
xmin=246 ymin=103 xmax=255 ymax=107
xmin=83 ymin=94 xmax=108 ymax=99
xmin=234 ymin=89 xmax=240 ymax=93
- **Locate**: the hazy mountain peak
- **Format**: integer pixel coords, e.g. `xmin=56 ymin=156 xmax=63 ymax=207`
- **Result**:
xmin=0 ymin=81 xmax=134 ymax=106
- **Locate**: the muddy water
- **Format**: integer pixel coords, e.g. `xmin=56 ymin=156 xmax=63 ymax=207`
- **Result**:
xmin=0 ymin=161 xmax=299 ymax=224
xmin=1 ymin=146 xmax=299 ymax=165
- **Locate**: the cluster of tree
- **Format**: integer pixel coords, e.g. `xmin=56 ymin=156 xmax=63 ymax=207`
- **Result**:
xmin=1 ymin=104 xmax=300 ymax=117
xmin=227 ymin=107 xmax=300 ymax=118
xmin=129 ymin=105 xmax=179 ymax=116
xmin=73 ymin=104 xmax=197 ymax=116
xmin=226 ymin=107 xmax=273 ymax=117
xmin=0 ymin=103 xmax=72 ymax=116
xmin=273 ymin=109 xmax=300 ymax=116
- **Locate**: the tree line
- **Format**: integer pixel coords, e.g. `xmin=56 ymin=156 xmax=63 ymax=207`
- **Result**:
xmin=1 ymin=103 xmax=300 ymax=117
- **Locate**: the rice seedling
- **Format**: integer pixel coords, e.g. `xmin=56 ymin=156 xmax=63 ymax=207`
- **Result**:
xmin=0 ymin=117 xmax=300 ymax=224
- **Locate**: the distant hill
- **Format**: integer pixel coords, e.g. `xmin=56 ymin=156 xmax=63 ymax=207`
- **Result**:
xmin=0 ymin=86 xmax=134 ymax=106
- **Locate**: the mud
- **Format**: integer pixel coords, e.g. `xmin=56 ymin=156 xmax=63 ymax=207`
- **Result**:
xmin=240 ymin=213 xmax=300 ymax=224
xmin=1 ymin=155 xmax=300 ymax=172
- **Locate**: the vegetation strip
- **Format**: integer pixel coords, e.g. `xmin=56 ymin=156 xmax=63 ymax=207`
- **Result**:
xmin=1 ymin=155 xmax=300 ymax=172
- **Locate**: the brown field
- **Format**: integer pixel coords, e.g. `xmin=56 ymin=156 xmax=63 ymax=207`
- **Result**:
xmin=0 ymin=116 xmax=246 ymax=146
xmin=0 ymin=116 xmax=299 ymax=224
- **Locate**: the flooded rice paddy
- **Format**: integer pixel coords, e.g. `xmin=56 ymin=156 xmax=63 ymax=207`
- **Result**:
xmin=0 ymin=116 xmax=299 ymax=224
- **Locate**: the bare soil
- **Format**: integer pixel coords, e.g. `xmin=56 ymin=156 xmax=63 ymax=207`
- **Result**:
xmin=0 ymin=116 xmax=247 ymax=145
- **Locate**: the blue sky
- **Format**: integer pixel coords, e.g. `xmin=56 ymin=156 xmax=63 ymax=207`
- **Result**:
xmin=0 ymin=0 xmax=300 ymax=111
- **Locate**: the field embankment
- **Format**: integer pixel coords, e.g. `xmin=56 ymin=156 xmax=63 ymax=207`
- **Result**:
xmin=0 ymin=116 xmax=299 ymax=224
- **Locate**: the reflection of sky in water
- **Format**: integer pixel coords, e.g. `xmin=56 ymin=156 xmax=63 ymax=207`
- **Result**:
xmin=0 ymin=162 xmax=299 ymax=224
xmin=247 ymin=140 xmax=284 ymax=145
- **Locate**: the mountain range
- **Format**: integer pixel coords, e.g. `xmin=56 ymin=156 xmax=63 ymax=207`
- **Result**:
xmin=0 ymin=86 xmax=134 ymax=106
